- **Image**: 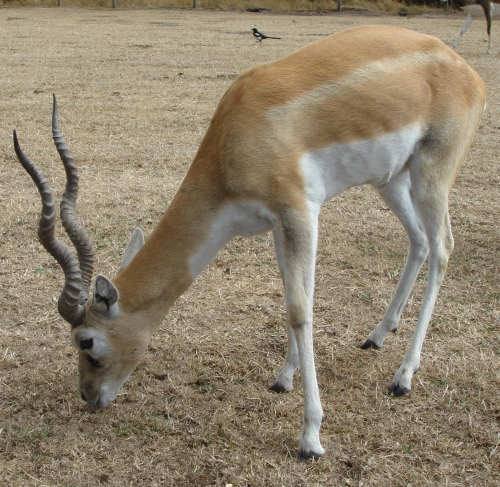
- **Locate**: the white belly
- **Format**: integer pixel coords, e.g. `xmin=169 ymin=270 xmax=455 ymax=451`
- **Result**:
xmin=300 ymin=124 xmax=422 ymax=205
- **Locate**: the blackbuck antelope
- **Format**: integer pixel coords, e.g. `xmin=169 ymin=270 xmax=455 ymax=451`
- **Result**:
xmin=448 ymin=0 xmax=500 ymax=54
xmin=14 ymin=26 xmax=486 ymax=460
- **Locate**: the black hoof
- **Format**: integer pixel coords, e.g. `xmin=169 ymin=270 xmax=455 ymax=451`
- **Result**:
xmin=361 ymin=339 xmax=380 ymax=350
xmin=389 ymin=383 xmax=410 ymax=396
xmin=298 ymin=449 xmax=324 ymax=461
xmin=269 ymin=382 xmax=289 ymax=393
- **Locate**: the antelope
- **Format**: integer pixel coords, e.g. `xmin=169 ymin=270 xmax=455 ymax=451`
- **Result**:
xmin=448 ymin=0 xmax=500 ymax=54
xmin=14 ymin=25 xmax=486 ymax=460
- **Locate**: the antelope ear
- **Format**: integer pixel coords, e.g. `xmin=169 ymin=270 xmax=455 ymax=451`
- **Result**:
xmin=119 ymin=228 xmax=144 ymax=272
xmin=92 ymin=275 xmax=119 ymax=311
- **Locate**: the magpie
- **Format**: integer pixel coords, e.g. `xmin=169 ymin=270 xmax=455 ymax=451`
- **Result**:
xmin=251 ymin=28 xmax=281 ymax=43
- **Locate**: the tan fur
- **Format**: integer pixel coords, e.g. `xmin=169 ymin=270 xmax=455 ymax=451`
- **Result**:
xmin=46 ymin=25 xmax=485 ymax=457
xmin=114 ymin=25 xmax=485 ymax=317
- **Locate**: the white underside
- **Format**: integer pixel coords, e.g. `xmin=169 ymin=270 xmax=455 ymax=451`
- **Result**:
xmin=190 ymin=124 xmax=422 ymax=280
xmin=300 ymin=124 xmax=421 ymax=205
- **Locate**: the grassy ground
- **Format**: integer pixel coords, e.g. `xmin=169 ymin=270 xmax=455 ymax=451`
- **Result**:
xmin=0 ymin=7 xmax=499 ymax=487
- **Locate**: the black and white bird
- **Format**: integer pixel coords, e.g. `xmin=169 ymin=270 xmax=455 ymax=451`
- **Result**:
xmin=251 ymin=28 xmax=281 ymax=43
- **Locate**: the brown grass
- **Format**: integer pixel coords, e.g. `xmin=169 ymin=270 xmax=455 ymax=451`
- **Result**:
xmin=1 ymin=7 xmax=499 ymax=487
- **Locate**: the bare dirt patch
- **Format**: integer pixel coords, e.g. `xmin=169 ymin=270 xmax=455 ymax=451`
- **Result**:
xmin=1 ymin=7 xmax=499 ymax=487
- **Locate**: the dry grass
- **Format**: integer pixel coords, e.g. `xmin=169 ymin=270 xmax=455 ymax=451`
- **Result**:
xmin=1 ymin=7 xmax=499 ymax=487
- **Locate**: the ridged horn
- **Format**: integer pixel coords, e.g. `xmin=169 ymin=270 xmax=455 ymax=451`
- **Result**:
xmin=52 ymin=94 xmax=95 ymax=303
xmin=13 ymin=95 xmax=95 ymax=327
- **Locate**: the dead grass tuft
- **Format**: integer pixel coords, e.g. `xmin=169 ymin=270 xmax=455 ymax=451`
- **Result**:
xmin=0 ymin=7 xmax=499 ymax=487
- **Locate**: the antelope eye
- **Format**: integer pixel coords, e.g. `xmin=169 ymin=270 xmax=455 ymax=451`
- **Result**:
xmin=86 ymin=354 xmax=102 ymax=368
xmin=80 ymin=338 xmax=93 ymax=350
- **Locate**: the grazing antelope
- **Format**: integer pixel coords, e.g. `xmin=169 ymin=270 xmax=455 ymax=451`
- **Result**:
xmin=14 ymin=25 xmax=485 ymax=460
xmin=448 ymin=0 xmax=500 ymax=54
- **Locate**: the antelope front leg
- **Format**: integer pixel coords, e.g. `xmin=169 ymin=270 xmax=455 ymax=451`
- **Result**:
xmin=270 ymin=229 xmax=300 ymax=393
xmin=274 ymin=207 xmax=324 ymax=460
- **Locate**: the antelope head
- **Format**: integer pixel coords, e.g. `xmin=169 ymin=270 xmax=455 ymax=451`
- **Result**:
xmin=14 ymin=95 xmax=148 ymax=407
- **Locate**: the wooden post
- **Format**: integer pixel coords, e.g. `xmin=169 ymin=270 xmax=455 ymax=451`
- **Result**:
xmin=193 ymin=0 xmax=197 ymax=7
xmin=337 ymin=0 xmax=342 ymax=11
